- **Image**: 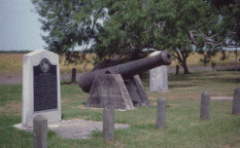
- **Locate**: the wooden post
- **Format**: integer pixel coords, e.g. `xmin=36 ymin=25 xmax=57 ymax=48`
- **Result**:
xmin=33 ymin=115 xmax=48 ymax=148
xmin=156 ymin=97 xmax=167 ymax=129
xmin=103 ymin=105 xmax=114 ymax=142
xmin=71 ymin=68 xmax=76 ymax=83
xmin=232 ymin=88 xmax=240 ymax=115
xmin=200 ymin=92 xmax=210 ymax=120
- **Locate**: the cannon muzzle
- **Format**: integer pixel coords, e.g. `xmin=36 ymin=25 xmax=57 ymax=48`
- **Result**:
xmin=79 ymin=50 xmax=172 ymax=92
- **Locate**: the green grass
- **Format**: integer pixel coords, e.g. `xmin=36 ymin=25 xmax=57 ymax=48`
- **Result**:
xmin=0 ymin=84 xmax=22 ymax=106
xmin=0 ymin=71 xmax=240 ymax=147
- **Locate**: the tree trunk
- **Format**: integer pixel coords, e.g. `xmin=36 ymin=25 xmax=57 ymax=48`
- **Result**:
xmin=181 ymin=58 xmax=190 ymax=74
xmin=174 ymin=48 xmax=191 ymax=74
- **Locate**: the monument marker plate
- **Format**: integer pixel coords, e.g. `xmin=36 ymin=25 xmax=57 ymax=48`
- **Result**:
xmin=34 ymin=58 xmax=57 ymax=111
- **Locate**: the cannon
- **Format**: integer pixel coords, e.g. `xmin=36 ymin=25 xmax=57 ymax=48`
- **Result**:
xmin=79 ymin=50 xmax=172 ymax=109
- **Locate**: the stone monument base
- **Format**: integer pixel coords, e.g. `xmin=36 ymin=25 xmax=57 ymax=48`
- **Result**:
xmin=86 ymin=74 xmax=134 ymax=110
xmin=85 ymin=74 xmax=151 ymax=109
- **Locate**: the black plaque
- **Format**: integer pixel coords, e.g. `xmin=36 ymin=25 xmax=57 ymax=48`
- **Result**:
xmin=34 ymin=58 xmax=57 ymax=112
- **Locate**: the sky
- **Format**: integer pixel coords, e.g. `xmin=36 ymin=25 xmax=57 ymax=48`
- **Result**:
xmin=0 ymin=1 xmax=238 ymax=52
xmin=0 ymin=0 xmax=46 ymax=51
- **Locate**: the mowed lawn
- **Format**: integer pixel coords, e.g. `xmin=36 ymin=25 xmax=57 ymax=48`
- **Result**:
xmin=0 ymin=71 xmax=240 ymax=148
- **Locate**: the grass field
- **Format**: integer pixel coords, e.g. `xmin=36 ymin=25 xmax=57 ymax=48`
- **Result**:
xmin=0 ymin=71 xmax=240 ymax=147
xmin=0 ymin=51 xmax=239 ymax=78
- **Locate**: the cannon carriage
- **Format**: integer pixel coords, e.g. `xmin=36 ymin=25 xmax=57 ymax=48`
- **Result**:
xmin=78 ymin=50 xmax=172 ymax=109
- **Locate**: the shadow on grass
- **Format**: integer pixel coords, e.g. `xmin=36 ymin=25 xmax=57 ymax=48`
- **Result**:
xmin=210 ymin=77 xmax=240 ymax=83
xmin=217 ymin=68 xmax=240 ymax=71
xmin=169 ymin=84 xmax=196 ymax=89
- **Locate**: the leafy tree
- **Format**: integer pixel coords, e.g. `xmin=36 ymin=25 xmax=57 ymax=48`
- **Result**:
xmin=211 ymin=0 xmax=240 ymax=41
xmin=31 ymin=0 xmax=114 ymax=53
xmin=95 ymin=0 xmax=157 ymax=62
xmin=210 ymin=0 xmax=240 ymax=71
xmin=32 ymin=0 xmax=83 ymax=53
xmin=98 ymin=0 xmax=222 ymax=74
xmin=32 ymin=0 xmax=223 ymax=74
xmin=31 ymin=0 xmax=110 ymax=65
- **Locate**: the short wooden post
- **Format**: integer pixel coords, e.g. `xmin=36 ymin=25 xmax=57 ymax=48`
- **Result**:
xmin=176 ymin=65 xmax=179 ymax=76
xmin=71 ymin=68 xmax=76 ymax=83
xmin=200 ymin=92 xmax=210 ymax=120
xmin=33 ymin=115 xmax=48 ymax=148
xmin=232 ymin=88 xmax=240 ymax=115
xmin=103 ymin=105 xmax=114 ymax=142
xmin=156 ymin=97 xmax=167 ymax=129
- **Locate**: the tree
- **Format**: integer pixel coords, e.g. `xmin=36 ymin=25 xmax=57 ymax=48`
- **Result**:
xmin=31 ymin=0 xmax=110 ymax=53
xmin=97 ymin=0 xmax=222 ymax=74
xmin=156 ymin=0 xmax=225 ymax=74
xmin=210 ymin=0 xmax=240 ymax=40
xmin=210 ymin=0 xmax=240 ymax=71
xmin=95 ymin=0 xmax=157 ymax=62
xmin=32 ymin=0 xmax=223 ymax=74
xmin=31 ymin=0 xmax=111 ymax=66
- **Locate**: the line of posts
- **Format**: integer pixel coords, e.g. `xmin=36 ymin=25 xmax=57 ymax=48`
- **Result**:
xmin=33 ymin=87 xmax=240 ymax=146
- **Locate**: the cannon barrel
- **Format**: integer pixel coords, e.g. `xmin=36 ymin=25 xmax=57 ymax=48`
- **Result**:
xmin=79 ymin=50 xmax=172 ymax=92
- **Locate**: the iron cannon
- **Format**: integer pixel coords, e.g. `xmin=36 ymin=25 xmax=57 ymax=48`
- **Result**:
xmin=79 ymin=50 xmax=172 ymax=92
xmin=78 ymin=50 xmax=172 ymax=109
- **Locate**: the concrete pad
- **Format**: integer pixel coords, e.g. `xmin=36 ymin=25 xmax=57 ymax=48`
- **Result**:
xmin=13 ymin=119 xmax=129 ymax=139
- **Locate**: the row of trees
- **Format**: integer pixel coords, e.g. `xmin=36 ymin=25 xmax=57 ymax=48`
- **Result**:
xmin=32 ymin=0 xmax=240 ymax=74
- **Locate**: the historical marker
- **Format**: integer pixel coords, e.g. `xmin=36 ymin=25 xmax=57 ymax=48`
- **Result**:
xmin=22 ymin=49 xmax=61 ymax=128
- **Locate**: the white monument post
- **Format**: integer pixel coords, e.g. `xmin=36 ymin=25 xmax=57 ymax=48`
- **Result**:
xmin=22 ymin=49 xmax=61 ymax=128
xmin=149 ymin=51 xmax=169 ymax=92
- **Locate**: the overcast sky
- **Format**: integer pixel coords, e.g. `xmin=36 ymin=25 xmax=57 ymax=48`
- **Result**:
xmin=0 ymin=1 xmax=237 ymax=52
xmin=0 ymin=0 xmax=46 ymax=51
